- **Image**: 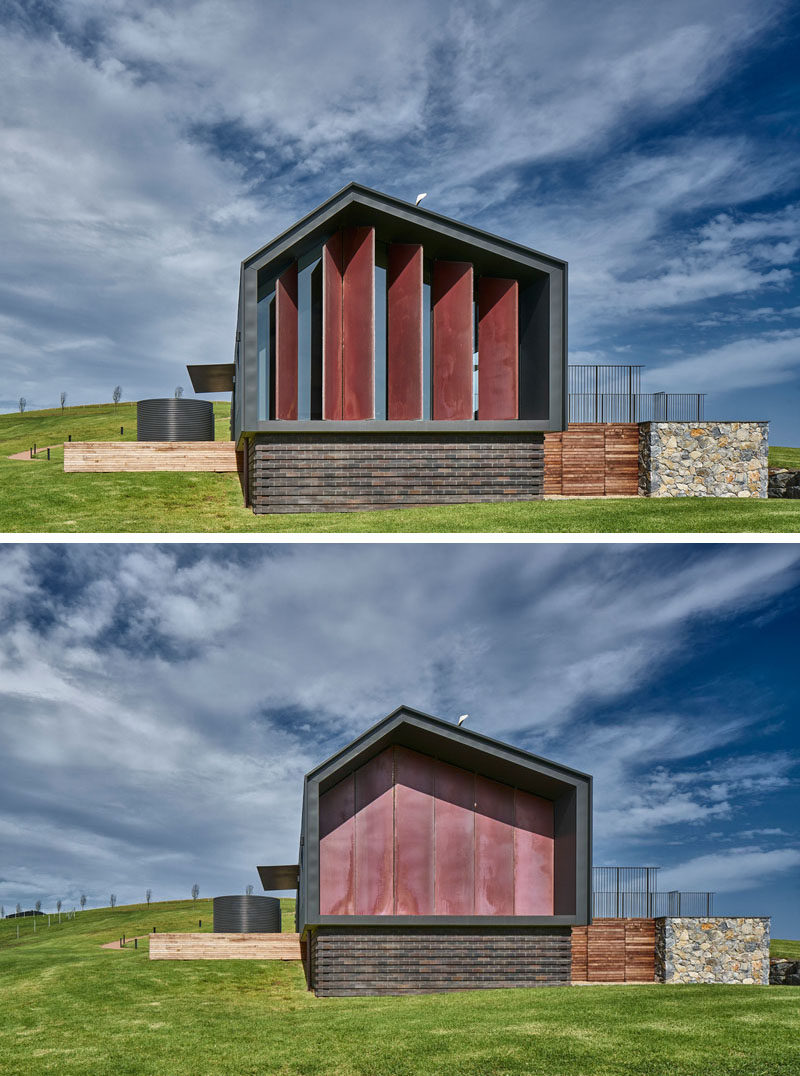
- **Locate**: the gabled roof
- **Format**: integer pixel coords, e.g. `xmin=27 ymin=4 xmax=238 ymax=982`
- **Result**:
xmin=243 ymin=183 xmax=566 ymax=281
xmin=307 ymin=704 xmax=590 ymax=799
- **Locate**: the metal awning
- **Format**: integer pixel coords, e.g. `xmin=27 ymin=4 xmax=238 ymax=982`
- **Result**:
xmin=257 ymin=864 xmax=299 ymax=890
xmin=187 ymin=363 xmax=235 ymax=393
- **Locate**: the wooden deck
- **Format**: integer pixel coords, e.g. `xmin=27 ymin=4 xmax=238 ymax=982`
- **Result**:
xmin=149 ymin=932 xmax=303 ymax=961
xmin=63 ymin=441 xmax=238 ymax=473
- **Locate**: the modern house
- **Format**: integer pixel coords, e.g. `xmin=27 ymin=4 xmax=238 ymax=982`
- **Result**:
xmin=188 ymin=183 xmax=568 ymax=512
xmin=183 ymin=185 xmax=768 ymax=509
xmin=258 ymin=705 xmax=592 ymax=995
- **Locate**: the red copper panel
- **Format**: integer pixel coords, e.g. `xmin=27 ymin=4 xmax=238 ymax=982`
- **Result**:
xmin=513 ymin=788 xmax=554 ymax=915
xmin=432 ymin=261 xmax=473 ymax=420
xmin=478 ymin=277 xmax=518 ymax=419
xmin=275 ymin=263 xmax=298 ymax=420
xmin=433 ymin=759 xmax=474 ymax=915
xmin=319 ymin=775 xmax=355 ymax=915
xmin=474 ymin=775 xmax=514 ymax=915
xmin=342 ymin=226 xmax=375 ymax=420
xmin=354 ymin=748 xmax=394 ymax=915
xmin=322 ymin=233 xmax=344 ymax=419
xmin=387 ymin=244 xmax=423 ymax=419
xmin=394 ymin=746 xmax=435 ymax=915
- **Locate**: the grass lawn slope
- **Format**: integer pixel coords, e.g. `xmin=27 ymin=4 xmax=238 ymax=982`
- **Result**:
xmin=0 ymin=900 xmax=798 ymax=1075
xmin=2 ymin=403 xmax=800 ymax=532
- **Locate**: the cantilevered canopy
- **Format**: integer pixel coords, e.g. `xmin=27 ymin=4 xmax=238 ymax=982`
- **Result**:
xmin=187 ymin=363 xmax=235 ymax=393
xmin=258 ymin=864 xmax=299 ymax=891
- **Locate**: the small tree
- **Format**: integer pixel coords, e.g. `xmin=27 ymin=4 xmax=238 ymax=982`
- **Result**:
xmin=35 ymin=900 xmax=42 ymax=913
xmin=245 ymin=884 xmax=254 ymax=896
xmin=80 ymin=894 xmax=86 ymax=911
xmin=1 ymin=905 xmax=5 ymax=919
xmin=174 ymin=385 xmax=184 ymax=399
xmin=18 ymin=397 xmax=26 ymax=413
xmin=191 ymin=883 xmax=199 ymax=902
xmin=109 ymin=893 xmax=117 ymax=908
xmin=112 ymin=386 xmax=122 ymax=410
xmin=60 ymin=391 xmax=67 ymax=411
xmin=146 ymin=888 xmax=152 ymax=906
xmin=16 ymin=903 xmax=22 ymax=915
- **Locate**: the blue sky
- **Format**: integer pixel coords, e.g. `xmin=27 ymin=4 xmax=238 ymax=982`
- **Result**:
xmin=1 ymin=1 xmax=799 ymax=441
xmin=0 ymin=543 xmax=798 ymax=935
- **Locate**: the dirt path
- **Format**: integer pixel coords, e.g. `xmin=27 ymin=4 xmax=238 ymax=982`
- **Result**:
xmin=101 ymin=935 xmax=149 ymax=950
xmin=7 ymin=444 xmax=61 ymax=461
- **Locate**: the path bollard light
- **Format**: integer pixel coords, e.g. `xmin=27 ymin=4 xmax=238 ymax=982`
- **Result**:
xmin=153 ymin=926 xmax=156 ymax=933
xmin=134 ymin=938 xmax=138 ymax=949
xmin=68 ymin=434 xmax=71 ymax=442
xmin=120 ymin=426 xmax=124 ymax=435
xmin=46 ymin=448 xmax=50 ymax=461
xmin=199 ymin=919 xmax=201 ymax=928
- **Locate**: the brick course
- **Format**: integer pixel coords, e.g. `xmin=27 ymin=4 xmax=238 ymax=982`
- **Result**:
xmin=247 ymin=432 xmax=544 ymax=513
xmin=307 ymin=926 xmax=571 ymax=996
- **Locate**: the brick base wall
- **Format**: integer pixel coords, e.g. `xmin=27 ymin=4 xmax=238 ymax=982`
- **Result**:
xmin=247 ymin=432 xmax=544 ymax=513
xmin=308 ymin=926 xmax=571 ymax=996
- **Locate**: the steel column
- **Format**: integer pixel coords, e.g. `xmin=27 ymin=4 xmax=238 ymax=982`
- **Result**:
xmin=432 ymin=261 xmax=473 ymax=420
xmin=477 ymin=278 xmax=518 ymax=419
xmin=275 ymin=263 xmax=298 ymax=420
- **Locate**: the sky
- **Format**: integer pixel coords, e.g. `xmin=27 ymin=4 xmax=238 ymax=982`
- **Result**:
xmin=1 ymin=1 xmax=799 ymax=442
xmin=0 ymin=542 xmax=798 ymax=936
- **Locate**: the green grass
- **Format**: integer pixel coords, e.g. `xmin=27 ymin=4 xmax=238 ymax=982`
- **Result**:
xmin=1 ymin=902 xmax=798 ymax=1075
xmin=771 ymin=938 xmax=800 ymax=960
xmin=2 ymin=404 xmax=800 ymax=532
xmin=769 ymin=446 xmax=800 ymax=470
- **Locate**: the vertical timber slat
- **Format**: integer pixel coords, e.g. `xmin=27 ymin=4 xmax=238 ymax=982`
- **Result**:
xmin=322 ymin=233 xmax=344 ymax=419
xmin=387 ymin=244 xmax=424 ymax=419
xmin=342 ymin=226 xmax=375 ymax=420
xmin=432 ymin=261 xmax=473 ymax=420
xmin=275 ymin=263 xmax=298 ymax=420
xmin=478 ymin=278 xmax=518 ymax=419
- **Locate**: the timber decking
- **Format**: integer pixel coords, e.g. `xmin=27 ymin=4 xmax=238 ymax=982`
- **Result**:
xmin=149 ymin=932 xmax=302 ymax=960
xmin=571 ymin=918 xmax=655 ymax=982
xmin=544 ymin=424 xmax=639 ymax=496
xmin=63 ymin=441 xmax=238 ymax=473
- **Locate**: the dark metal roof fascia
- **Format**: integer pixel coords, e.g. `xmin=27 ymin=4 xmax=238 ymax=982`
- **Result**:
xmin=305 ymin=705 xmax=591 ymax=789
xmin=242 ymin=183 xmax=566 ymax=276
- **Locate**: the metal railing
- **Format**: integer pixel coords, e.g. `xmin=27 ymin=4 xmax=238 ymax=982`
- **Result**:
xmin=592 ymin=866 xmax=714 ymax=918
xmin=592 ymin=890 xmax=714 ymax=918
xmin=568 ymin=392 xmax=705 ymax=423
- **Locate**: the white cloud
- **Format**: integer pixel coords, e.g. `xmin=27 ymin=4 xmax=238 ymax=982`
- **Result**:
xmin=646 ymin=330 xmax=800 ymax=391
xmin=660 ymin=848 xmax=800 ymax=893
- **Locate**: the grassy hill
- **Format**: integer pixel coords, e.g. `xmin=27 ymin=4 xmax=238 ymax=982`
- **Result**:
xmin=2 ymin=402 xmax=800 ymax=532
xmin=1 ymin=900 xmax=798 ymax=1075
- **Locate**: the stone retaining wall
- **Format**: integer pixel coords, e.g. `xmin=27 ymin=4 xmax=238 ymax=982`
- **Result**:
xmin=638 ymin=422 xmax=768 ymax=498
xmin=768 ymin=468 xmax=800 ymax=498
xmin=655 ymin=917 xmax=770 ymax=984
xmin=769 ymin=959 xmax=800 ymax=985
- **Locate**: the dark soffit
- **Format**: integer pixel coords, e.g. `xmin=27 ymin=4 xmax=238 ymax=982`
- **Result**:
xmin=257 ymin=864 xmax=300 ymax=891
xmin=187 ymin=363 xmax=235 ymax=393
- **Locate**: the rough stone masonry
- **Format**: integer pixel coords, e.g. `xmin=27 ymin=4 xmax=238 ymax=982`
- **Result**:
xmin=655 ymin=917 xmax=770 ymax=984
xmin=639 ymin=422 xmax=768 ymax=498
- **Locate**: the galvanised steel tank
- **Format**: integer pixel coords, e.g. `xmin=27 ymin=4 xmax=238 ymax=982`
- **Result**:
xmin=212 ymin=895 xmax=281 ymax=933
xmin=136 ymin=398 xmax=214 ymax=441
